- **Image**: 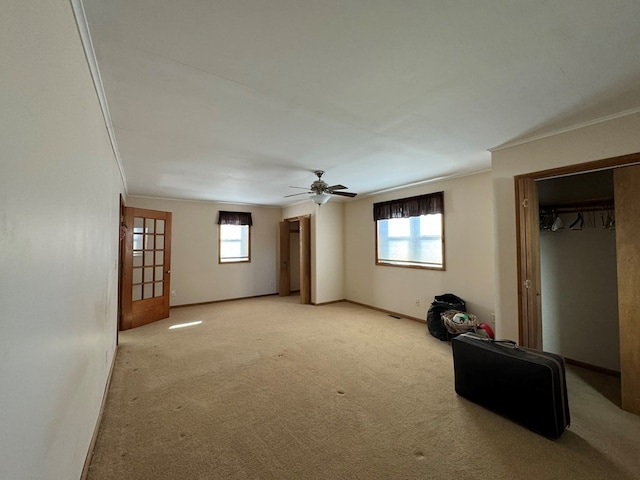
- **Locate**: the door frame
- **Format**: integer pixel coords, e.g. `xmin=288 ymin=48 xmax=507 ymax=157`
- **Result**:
xmin=279 ymin=215 xmax=311 ymax=304
xmin=117 ymin=195 xmax=125 ymax=337
xmin=516 ymin=152 xmax=640 ymax=415
xmin=515 ymin=151 xmax=640 ymax=347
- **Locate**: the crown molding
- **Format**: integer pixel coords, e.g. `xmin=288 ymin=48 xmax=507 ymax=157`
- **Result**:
xmin=364 ymin=167 xmax=492 ymax=198
xmin=70 ymin=0 xmax=128 ymax=192
xmin=489 ymin=107 xmax=640 ymax=153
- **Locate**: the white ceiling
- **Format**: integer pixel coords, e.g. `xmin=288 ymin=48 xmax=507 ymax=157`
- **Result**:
xmin=81 ymin=0 xmax=640 ymax=206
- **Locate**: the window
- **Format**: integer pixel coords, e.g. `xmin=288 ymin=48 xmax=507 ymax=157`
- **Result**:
xmin=218 ymin=211 xmax=252 ymax=263
xmin=374 ymin=192 xmax=444 ymax=270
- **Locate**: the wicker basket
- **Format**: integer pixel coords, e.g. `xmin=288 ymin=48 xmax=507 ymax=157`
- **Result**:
xmin=442 ymin=310 xmax=478 ymax=334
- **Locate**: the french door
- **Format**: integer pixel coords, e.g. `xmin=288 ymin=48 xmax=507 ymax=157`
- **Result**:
xmin=121 ymin=207 xmax=172 ymax=330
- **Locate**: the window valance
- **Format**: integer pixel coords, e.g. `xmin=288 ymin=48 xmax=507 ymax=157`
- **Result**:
xmin=217 ymin=211 xmax=253 ymax=226
xmin=373 ymin=191 xmax=444 ymax=221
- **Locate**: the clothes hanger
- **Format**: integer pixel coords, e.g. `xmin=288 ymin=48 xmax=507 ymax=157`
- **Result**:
xmin=569 ymin=212 xmax=584 ymax=230
xmin=551 ymin=213 xmax=564 ymax=231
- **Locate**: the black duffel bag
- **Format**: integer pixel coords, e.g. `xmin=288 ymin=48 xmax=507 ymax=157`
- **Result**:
xmin=427 ymin=293 xmax=466 ymax=341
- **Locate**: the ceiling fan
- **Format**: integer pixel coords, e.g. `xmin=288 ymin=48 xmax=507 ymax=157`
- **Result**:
xmin=285 ymin=170 xmax=358 ymax=205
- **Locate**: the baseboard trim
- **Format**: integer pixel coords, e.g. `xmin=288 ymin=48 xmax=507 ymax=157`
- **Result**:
xmin=311 ymin=299 xmax=346 ymax=306
xmin=81 ymin=345 xmax=118 ymax=480
xmin=171 ymin=295 xmax=426 ymax=325
xmin=170 ymin=292 xmax=278 ymax=309
xmin=344 ymin=300 xmax=426 ymax=324
xmin=565 ymin=357 xmax=621 ymax=378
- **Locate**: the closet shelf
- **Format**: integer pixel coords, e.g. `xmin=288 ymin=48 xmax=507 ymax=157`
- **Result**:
xmin=539 ymin=198 xmax=614 ymax=214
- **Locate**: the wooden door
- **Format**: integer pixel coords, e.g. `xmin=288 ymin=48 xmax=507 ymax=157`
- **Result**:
xmin=279 ymin=221 xmax=291 ymax=296
xmin=614 ymin=164 xmax=640 ymax=414
xmin=299 ymin=216 xmax=311 ymax=304
xmin=121 ymin=207 xmax=172 ymax=330
xmin=515 ymin=176 xmax=542 ymax=349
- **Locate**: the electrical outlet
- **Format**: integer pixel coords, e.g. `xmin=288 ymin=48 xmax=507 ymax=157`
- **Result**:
xmin=415 ymin=299 xmax=420 ymax=306
xmin=490 ymin=312 xmax=496 ymax=327
xmin=171 ymin=290 xmax=176 ymax=297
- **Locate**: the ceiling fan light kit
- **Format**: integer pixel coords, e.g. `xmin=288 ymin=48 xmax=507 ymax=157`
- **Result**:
xmin=287 ymin=170 xmax=357 ymax=205
xmin=310 ymin=192 xmax=331 ymax=205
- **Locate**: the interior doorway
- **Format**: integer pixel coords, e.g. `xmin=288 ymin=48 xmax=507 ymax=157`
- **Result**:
xmin=515 ymin=151 xmax=640 ymax=415
xmin=279 ymin=215 xmax=311 ymax=304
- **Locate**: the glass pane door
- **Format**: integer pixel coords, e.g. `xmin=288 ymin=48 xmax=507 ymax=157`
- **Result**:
xmin=132 ymin=216 xmax=166 ymax=301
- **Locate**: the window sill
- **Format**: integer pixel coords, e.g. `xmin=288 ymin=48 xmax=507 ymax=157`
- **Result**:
xmin=376 ymin=260 xmax=445 ymax=271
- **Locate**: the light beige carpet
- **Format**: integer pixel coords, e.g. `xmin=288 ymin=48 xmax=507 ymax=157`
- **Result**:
xmin=87 ymin=296 xmax=640 ymax=479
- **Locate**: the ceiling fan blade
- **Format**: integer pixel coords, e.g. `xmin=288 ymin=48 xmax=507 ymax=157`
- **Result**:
xmin=330 ymin=191 xmax=357 ymax=198
xmin=284 ymin=191 xmax=311 ymax=197
xmin=287 ymin=172 xmax=355 ymax=199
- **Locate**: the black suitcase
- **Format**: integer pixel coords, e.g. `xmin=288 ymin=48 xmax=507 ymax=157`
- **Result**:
xmin=451 ymin=333 xmax=570 ymax=438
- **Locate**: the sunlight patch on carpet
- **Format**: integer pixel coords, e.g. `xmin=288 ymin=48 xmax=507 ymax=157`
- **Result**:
xmin=169 ymin=320 xmax=203 ymax=330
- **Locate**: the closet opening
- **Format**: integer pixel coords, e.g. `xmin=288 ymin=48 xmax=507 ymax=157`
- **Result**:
xmin=278 ymin=216 xmax=311 ymax=304
xmin=538 ymin=170 xmax=619 ymax=376
xmin=515 ymin=151 xmax=640 ymax=415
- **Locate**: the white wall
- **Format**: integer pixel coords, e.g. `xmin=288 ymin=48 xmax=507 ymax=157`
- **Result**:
xmin=0 ymin=2 xmax=124 ymax=479
xmin=491 ymin=112 xmax=640 ymax=340
xmin=127 ymin=197 xmax=282 ymax=305
xmin=314 ymin=201 xmax=345 ymax=304
xmin=344 ymin=172 xmax=495 ymax=325
xmin=282 ymin=200 xmax=315 ymax=221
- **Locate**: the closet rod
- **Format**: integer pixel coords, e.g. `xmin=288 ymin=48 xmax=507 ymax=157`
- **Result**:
xmin=539 ymin=198 xmax=614 ymax=215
